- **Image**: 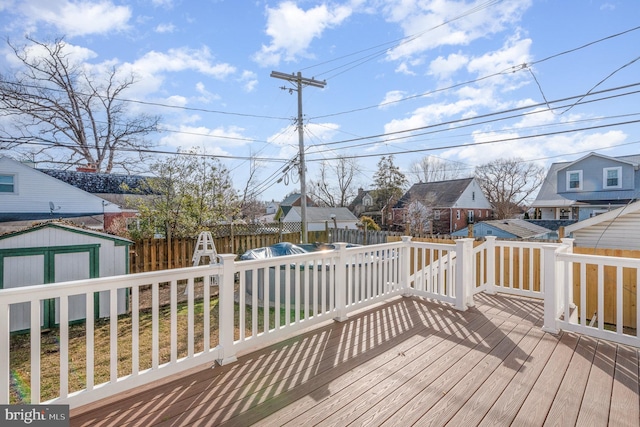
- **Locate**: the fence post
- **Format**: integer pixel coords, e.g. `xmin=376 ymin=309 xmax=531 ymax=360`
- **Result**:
xmin=454 ymin=238 xmax=474 ymax=310
xmin=542 ymin=245 xmax=560 ymax=334
xmin=484 ymin=236 xmax=497 ymax=294
xmin=217 ymin=254 xmax=238 ymax=365
xmin=333 ymin=242 xmax=349 ymax=322
xmin=401 ymin=236 xmax=412 ymax=296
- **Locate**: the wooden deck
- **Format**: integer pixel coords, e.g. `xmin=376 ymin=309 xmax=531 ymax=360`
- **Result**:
xmin=70 ymin=293 xmax=640 ymax=426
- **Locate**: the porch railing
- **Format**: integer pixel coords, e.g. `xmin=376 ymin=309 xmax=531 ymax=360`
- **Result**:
xmin=2 ymin=236 xmax=639 ymax=409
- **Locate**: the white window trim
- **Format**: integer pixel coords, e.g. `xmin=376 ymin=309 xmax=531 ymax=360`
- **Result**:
xmin=0 ymin=173 xmax=17 ymax=194
xmin=603 ymin=166 xmax=622 ymax=189
xmin=566 ymin=170 xmax=583 ymax=191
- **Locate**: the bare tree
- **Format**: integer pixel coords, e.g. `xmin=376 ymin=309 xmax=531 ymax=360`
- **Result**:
xmin=475 ymin=158 xmax=546 ymax=219
xmin=308 ymin=156 xmax=361 ymax=207
xmin=409 ymin=155 xmax=466 ymax=183
xmin=0 ymin=36 xmax=160 ymax=172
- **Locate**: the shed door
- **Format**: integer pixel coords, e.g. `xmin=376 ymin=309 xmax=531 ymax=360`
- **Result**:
xmin=1 ymin=244 xmax=99 ymax=332
xmin=53 ymin=252 xmax=91 ymax=325
xmin=3 ymin=254 xmax=46 ymax=332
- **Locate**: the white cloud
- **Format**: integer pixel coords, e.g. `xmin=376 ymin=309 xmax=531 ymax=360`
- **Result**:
xmin=19 ymin=0 xmax=131 ymax=37
xmin=159 ymin=124 xmax=249 ymax=152
xmin=253 ymin=1 xmax=354 ymax=67
xmin=155 ymin=23 xmax=176 ymax=33
xmin=383 ymin=0 xmax=532 ymax=62
xmin=239 ymin=70 xmax=258 ymax=93
xmin=428 ymin=52 xmax=468 ymax=80
xmin=379 ymin=90 xmax=407 ymax=109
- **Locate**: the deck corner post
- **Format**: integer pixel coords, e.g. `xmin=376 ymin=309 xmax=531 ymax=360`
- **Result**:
xmin=454 ymin=238 xmax=474 ymax=311
xmin=333 ymin=242 xmax=349 ymax=322
xmin=0 ymin=301 xmax=9 ymax=404
xmin=542 ymin=245 xmax=560 ymax=334
xmin=401 ymin=236 xmax=412 ymax=297
xmin=484 ymin=236 xmax=498 ymax=294
xmin=217 ymin=254 xmax=238 ymax=365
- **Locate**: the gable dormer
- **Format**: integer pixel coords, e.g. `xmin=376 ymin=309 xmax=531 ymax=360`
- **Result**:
xmin=557 ymin=152 xmax=638 ymax=193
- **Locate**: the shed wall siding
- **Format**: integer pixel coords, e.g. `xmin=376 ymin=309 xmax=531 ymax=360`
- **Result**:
xmin=572 ymin=212 xmax=640 ymax=249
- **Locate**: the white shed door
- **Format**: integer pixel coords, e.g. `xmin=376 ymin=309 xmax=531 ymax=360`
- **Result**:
xmin=53 ymin=252 xmax=91 ymax=325
xmin=4 ymin=255 xmax=46 ymax=332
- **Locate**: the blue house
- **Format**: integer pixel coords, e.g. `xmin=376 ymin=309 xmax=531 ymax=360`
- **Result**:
xmin=532 ymin=152 xmax=640 ymax=221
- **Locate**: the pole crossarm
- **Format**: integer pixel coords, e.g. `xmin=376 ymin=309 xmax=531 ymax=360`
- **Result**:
xmin=270 ymin=70 xmax=327 ymax=243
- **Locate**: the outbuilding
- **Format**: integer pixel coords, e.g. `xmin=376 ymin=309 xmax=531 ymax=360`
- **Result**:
xmin=0 ymin=222 xmax=131 ymax=332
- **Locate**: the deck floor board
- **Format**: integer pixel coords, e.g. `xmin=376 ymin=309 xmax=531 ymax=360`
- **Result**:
xmin=70 ymin=294 xmax=640 ymax=427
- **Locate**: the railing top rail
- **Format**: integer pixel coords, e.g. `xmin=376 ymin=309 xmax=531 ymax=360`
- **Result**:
xmin=0 ymin=263 xmax=224 ymax=303
xmin=557 ymin=251 xmax=640 ymax=266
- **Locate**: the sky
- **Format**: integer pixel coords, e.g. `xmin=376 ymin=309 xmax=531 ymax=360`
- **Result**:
xmin=1 ymin=0 xmax=639 ymax=204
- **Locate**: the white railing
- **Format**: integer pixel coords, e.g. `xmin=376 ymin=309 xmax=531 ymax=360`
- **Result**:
xmin=544 ymin=244 xmax=640 ymax=347
xmin=3 ymin=235 xmax=639 ymax=409
xmin=0 ymin=264 xmax=225 ymax=408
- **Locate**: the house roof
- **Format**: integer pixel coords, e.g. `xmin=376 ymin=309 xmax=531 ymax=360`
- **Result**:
xmin=486 ymin=219 xmax=553 ymax=238
xmin=285 ymin=206 xmax=358 ymax=222
xmin=348 ymin=188 xmax=376 ymax=209
xmin=394 ymin=178 xmax=475 ymax=209
xmin=564 ymin=200 xmax=640 ymax=234
xmin=38 ymin=169 xmax=157 ymax=195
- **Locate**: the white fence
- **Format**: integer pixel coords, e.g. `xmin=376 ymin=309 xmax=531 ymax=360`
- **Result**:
xmin=2 ymin=236 xmax=640 ymax=409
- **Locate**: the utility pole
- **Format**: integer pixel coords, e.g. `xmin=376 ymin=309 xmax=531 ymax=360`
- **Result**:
xmin=270 ymin=71 xmax=326 ymax=243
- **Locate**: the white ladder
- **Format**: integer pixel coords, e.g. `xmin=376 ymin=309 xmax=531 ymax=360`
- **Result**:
xmin=192 ymin=231 xmax=218 ymax=266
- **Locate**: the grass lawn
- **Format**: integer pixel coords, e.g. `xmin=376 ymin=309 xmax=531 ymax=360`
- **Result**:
xmin=9 ymin=296 xmax=297 ymax=404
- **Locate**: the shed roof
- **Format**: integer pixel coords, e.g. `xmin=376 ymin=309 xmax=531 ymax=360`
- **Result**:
xmin=0 ymin=221 xmax=132 ymax=244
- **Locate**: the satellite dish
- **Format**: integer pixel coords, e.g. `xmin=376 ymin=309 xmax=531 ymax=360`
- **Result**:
xmin=49 ymin=201 xmax=61 ymax=214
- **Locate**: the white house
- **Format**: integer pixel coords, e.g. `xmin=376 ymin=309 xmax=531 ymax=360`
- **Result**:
xmin=564 ymin=200 xmax=640 ymax=249
xmin=0 ymin=157 xmax=121 ymax=231
xmin=282 ymin=206 xmax=359 ymax=231
xmin=0 ymin=222 xmax=131 ymax=332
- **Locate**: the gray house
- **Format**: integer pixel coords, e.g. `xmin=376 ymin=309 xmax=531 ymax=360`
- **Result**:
xmin=532 ymin=152 xmax=640 ymax=221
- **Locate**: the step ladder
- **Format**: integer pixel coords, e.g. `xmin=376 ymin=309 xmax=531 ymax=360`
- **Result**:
xmin=192 ymin=231 xmax=219 ymax=266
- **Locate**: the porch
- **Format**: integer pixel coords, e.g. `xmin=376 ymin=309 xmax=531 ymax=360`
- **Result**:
xmin=70 ymin=293 xmax=639 ymax=426
xmin=2 ymin=236 xmax=640 ymax=425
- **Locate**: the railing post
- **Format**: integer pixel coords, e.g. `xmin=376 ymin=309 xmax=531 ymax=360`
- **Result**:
xmin=561 ymin=238 xmax=575 ymax=309
xmin=401 ymin=236 xmax=412 ymax=297
xmin=454 ymin=238 xmax=475 ymax=311
xmin=542 ymin=245 xmax=560 ymax=334
xmin=217 ymin=254 xmax=238 ymax=366
xmin=484 ymin=236 xmax=497 ymax=295
xmin=0 ymin=301 xmax=8 ymax=404
xmin=333 ymin=242 xmax=349 ymax=322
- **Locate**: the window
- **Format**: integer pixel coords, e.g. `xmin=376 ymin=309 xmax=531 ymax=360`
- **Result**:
xmin=472 ymin=191 xmax=475 ymax=201
xmin=603 ymin=167 xmax=622 ymax=189
xmin=434 ymin=210 xmax=440 ymax=220
xmin=468 ymin=210 xmax=474 ymax=223
xmin=363 ymin=195 xmax=372 ymax=207
xmin=566 ymin=170 xmax=583 ymax=191
xmin=478 ymin=210 xmax=482 ymax=218
xmin=0 ymin=174 xmax=15 ymax=193
xmin=456 ymin=210 xmax=461 ymax=220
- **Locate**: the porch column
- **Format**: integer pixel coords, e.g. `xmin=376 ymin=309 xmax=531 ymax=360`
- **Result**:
xmin=542 ymin=245 xmax=561 ymax=334
xmin=401 ymin=236 xmax=412 ymax=297
xmin=217 ymin=254 xmax=238 ymax=366
xmin=333 ymin=242 xmax=348 ymax=322
xmin=561 ymin=238 xmax=575 ymax=310
xmin=454 ymin=238 xmax=475 ymax=311
xmin=484 ymin=236 xmax=497 ymax=294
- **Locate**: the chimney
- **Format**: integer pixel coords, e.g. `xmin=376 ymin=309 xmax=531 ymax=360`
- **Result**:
xmin=77 ymin=163 xmax=97 ymax=173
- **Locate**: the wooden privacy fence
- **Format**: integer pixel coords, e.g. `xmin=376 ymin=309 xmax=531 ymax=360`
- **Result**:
xmin=129 ymin=232 xmax=300 ymax=273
